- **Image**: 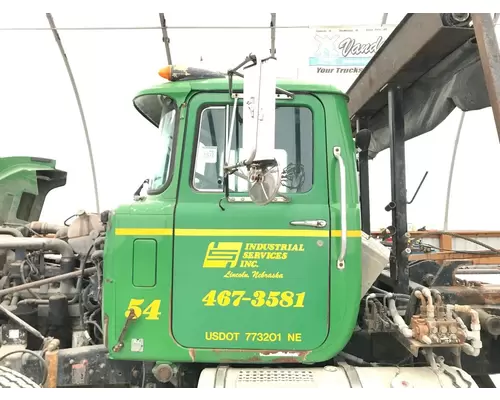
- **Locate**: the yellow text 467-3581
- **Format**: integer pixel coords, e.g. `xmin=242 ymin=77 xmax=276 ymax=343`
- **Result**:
xmin=201 ymin=290 xmax=305 ymax=308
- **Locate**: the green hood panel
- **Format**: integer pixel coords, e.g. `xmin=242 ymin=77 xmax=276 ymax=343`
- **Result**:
xmin=0 ymin=156 xmax=67 ymax=224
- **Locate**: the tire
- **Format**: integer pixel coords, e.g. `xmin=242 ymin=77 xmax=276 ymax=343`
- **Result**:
xmin=472 ymin=375 xmax=496 ymax=388
xmin=0 ymin=366 xmax=41 ymax=388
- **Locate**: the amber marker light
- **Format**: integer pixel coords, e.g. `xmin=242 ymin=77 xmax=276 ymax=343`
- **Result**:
xmin=158 ymin=66 xmax=172 ymax=80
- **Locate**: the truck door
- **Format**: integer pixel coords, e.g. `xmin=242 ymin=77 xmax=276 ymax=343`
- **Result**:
xmin=172 ymin=92 xmax=330 ymax=352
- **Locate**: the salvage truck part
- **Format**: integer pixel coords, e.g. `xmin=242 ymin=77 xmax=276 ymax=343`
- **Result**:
xmin=0 ymin=13 xmax=499 ymax=388
xmin=0 ymin=366 xmax=41 ymax=388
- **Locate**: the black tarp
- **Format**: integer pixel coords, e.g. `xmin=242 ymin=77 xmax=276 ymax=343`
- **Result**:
xmin=364 ymin=37 xmax=491 ymax=159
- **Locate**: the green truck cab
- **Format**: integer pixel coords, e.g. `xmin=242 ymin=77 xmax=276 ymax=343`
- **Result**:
xmin=102 ymin=60 xmax=362 ymax=364
xmin=0 ymin=157 xmax=66 ymax=226
xmin=2 ymin=13 xmax=498 ymax=389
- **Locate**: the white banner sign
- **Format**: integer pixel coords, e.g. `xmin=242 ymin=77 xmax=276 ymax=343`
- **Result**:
xmin=309 ymin=25 xmax=396 ymax=77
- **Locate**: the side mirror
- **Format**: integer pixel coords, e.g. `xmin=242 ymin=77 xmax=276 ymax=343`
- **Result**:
xmin=355 ymin=129 xmax=372 ymax=152
xmin=242 ymin=56 xmax=281 ymax=206
xmin=242 ymin=55 xmax=277 ymax=164
xmin=223 ymin=52 xmax=290 ymax=208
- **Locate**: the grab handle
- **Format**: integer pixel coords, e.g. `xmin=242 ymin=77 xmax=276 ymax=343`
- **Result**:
xmin=333 ymin=146 xmax=347 ymax=270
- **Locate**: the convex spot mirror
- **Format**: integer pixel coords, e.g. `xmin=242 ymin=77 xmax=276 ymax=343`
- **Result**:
xmin=355 ymin=128 xmax=372 ymax=152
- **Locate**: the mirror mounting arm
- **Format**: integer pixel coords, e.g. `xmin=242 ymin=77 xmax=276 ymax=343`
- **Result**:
xmin=227 ymin=54 xmax=257 ymax=98
xmin=227 ymin=54 xmax=294 ymax=101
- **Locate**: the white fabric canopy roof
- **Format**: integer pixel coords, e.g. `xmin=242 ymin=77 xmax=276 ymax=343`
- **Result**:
xmin=1 ymin=12 xmax=499 ymax=232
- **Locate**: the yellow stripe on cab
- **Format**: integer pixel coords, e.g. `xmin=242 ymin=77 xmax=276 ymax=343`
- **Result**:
xmin=115 ymin=228 xmax=361 ymax=238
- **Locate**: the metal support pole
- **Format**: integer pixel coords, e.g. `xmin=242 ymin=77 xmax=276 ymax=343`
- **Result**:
xmin=357 ymin=119 xmax=371 ymax=235
xmin=46 ymin=13 xmax=100 ymax=214
xmin=358 ymin=150 xmax=371 ymax=235
xmin=443 ymin=111 xmax=465 ymax=230
xmin=357 ymin=12 xmax=387 ymax=235
xmin=270 ymin=13 xmax=276 ymax=57
xmin=159 ymin=13 xmax=173 ymax=64
xmin=472 ymin=14 xmax=500 ymax=142
xmin=388 ymin=85 xmax=409 ymax=294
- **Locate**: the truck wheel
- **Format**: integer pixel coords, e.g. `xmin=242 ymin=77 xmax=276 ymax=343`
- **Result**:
xmin=0 ymin=366 xmax=41 ymax=388
xmin=472 ymin=375 xmax=496 ymax=388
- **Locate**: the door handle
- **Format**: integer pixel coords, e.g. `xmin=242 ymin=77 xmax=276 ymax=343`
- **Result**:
xmin=289 ymin=220 xmax=327 ymax=228
xmin=333 ymin=146 xmax=347 ymax=270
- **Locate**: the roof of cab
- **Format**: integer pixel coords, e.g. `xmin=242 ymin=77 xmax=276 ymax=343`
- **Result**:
xmin=134 ymin=77 xmax=346 ymax=100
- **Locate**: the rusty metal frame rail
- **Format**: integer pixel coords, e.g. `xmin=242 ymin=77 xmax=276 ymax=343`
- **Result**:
xmin=347 ymin=14 xmax=476 ymax=122
xmin=347 ymin=13 xmax=500 ymax=139
xmin=472 ymin=14 xmax=500 ymax=141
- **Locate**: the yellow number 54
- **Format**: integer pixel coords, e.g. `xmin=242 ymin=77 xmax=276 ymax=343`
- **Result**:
xmin=124 ymin=299 xmax=162 ymax=320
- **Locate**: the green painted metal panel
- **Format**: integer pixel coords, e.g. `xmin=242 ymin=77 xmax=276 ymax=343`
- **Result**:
xmin=103 ymin=85 xmax=361 ymax=365
xmin=133 ymin=78 xmax=346 ymax=111
xmin=172 ymin=92 xmax=331 ymax=354
xmin=132 ymin=239 xmax=158 ymax=287
xmin=0 ymin=156 xmax=67 ymax=224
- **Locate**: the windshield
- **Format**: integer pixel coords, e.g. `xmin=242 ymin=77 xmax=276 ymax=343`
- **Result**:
xmin=149 ymin=100 xmax=177 ymax=192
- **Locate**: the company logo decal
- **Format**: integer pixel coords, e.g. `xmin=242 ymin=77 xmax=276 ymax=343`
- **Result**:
xmin=202 ymin=242 xmax=243 ymax=268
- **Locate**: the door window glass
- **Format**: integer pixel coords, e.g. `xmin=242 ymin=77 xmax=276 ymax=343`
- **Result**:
xmin=193 ymin=105 xmax=313 ymax=193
